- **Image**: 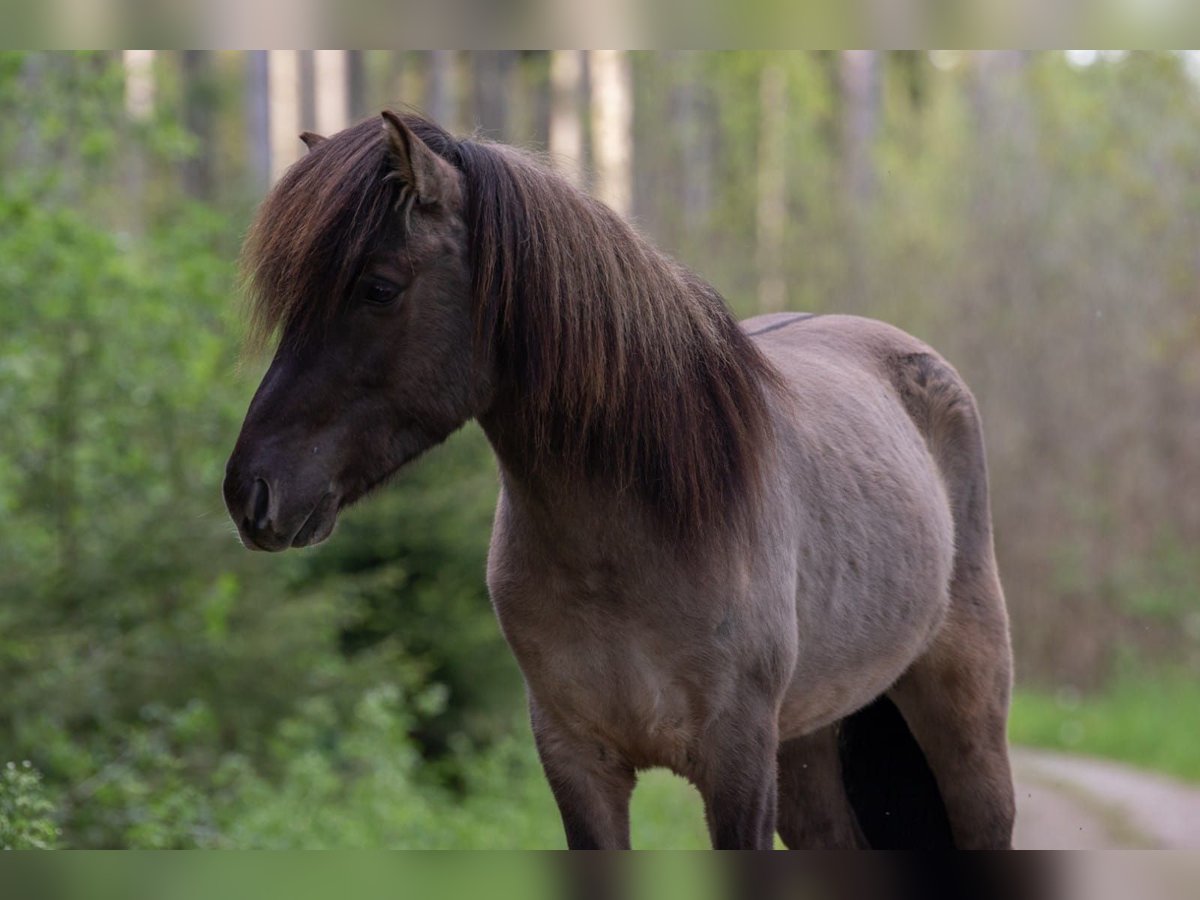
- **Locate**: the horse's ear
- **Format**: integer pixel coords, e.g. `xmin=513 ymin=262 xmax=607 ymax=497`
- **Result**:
xmin=299 ymin=131 xmax=326 ymax=151
xmin=380 ymin=110 xmax=455 ymax=206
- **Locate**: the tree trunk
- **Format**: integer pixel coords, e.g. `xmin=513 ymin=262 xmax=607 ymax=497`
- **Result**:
xmin=123 ymin=50 xmax=155 ymax=120
xmin=756 ymin=62 xmax=788 ymax=313
xmin=348 ymin=50 xmax=370 ymax=120
xmin=268 ymin=50 xmax=302 ymax=183
xmin=548 ymin=51 xmax=585 ymax=187
xmin=424 ymin=51 xmax=456 ymax=128
xmin=840 ymin=50 xmax=880 ymax=203
xmin=314 ymin=50 xmax=349 ymax=136
xmin=121 ymin=50 xmax=154 ymax=232
xmin=838 ymin=51 xmax=881 ymax=309
xmin=245 ymin=51 xmax=271 ymax=192
xmin=298 ymin=50 xmax=317 ymax=132
xmin=588 ymin=50 xmax=633 ymax=218
xmin=470 ymin=51 xmax=515 ymax=139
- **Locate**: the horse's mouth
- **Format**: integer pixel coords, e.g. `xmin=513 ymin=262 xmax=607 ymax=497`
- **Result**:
xmin=289 ymin=492 xmax=339 ymax=548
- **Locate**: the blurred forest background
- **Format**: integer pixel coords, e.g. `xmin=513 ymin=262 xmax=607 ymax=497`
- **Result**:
xmin=1 ymin=50 xmax=1198 ymax=848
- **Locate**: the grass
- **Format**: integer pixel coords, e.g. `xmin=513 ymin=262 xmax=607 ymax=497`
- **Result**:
xmin=629 ymin=770 xmax=712 ymax=849
xmin=1009 ymin=669 xmax=1200 ymax=783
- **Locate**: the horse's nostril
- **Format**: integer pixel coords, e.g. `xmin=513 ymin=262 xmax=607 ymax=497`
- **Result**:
xmin=250 ymin=478 xmax=271 ymax=531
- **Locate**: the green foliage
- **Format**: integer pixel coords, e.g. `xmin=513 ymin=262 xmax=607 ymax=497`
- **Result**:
xmin=0 ymin=52 xmax=520 ymax=848
xmin=0 ymin=682 xmax=708 ymax=849
xmin=205 ymin=685 xmax=708 ymax=849
xmin=209 ymin=684 xmax=550 ymax=849
xmin=1 ymin=761 xmax=59 ymax=849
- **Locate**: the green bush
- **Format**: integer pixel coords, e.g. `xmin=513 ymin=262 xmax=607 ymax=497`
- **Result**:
xmin=0 ymin=761 xmax=59 ymax=849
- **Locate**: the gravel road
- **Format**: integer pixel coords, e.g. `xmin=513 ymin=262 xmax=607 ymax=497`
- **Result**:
xmin=1013 ymin=747 xmax=1200 ymax=849
xmin=1011 ymin=750 xmax=1199 ymax=900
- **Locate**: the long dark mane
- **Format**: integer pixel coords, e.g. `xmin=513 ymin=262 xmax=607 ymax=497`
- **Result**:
xmin=242 ymin=112 xmax=782 ymax=541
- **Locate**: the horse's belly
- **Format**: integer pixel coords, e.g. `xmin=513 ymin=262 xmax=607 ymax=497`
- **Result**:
xmin=779 ymin=556 xmax=953 ymax=740
xmin=776 ymin=471 xmax=955 ymax=739
xmin=776 ymin=637 xmax=931 ymax=739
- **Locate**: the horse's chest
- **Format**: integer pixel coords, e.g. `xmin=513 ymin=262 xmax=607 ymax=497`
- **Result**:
xmin=492 ymin=573 xmax=720 ymax=772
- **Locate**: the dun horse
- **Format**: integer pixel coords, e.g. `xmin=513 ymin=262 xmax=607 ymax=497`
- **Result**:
xmin=223 ymin=111 xmax=1015 ymax=849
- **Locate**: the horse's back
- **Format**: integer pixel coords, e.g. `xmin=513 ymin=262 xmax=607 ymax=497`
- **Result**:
xmin=745 ymin=312 xmax=951 ymax=384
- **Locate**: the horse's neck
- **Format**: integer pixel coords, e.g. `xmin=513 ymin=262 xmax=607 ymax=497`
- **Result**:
xmin=477 ymin=405 xmax=655 ymax=555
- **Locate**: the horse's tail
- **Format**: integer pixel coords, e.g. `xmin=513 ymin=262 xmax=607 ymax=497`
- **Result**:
xmin=839 ymin=693 xmax=956 ymax=849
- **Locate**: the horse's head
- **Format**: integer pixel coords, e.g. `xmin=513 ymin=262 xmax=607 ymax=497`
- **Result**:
xmin=224 ymin=113 xmax=487 ymax=551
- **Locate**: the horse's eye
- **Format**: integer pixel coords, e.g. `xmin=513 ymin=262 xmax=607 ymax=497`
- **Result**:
xmin=360 ymin=278 xmax=402 ymax=307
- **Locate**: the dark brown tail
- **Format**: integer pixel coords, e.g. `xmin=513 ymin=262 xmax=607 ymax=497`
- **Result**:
xmin=839 ymin=693 xmax=955 ymax=849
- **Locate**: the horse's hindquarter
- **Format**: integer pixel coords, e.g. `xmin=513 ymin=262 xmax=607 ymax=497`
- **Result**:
xmin=750 ymin=315 xmax=958 ymax=738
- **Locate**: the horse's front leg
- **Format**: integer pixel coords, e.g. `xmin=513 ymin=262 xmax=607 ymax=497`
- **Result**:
xmin=698 ymin=709 xmax=780 ymax=850
xmin=531 ymin=701 xmax=635 ymax=850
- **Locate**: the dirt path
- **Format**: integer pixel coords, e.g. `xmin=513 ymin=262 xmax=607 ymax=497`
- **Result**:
xmin=1012 ymin=747 xmax=1200 ymax=849
xmin=1012 ymin=749 xmax=1200 ymax=900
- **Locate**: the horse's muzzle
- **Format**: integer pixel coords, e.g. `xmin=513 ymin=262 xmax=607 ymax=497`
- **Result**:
xmin=223 ymin=463 xmax=339 ymax=552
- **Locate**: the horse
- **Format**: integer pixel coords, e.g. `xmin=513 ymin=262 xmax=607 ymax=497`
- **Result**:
xmin=223 ymin=110 xmax=1015 ymax=850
